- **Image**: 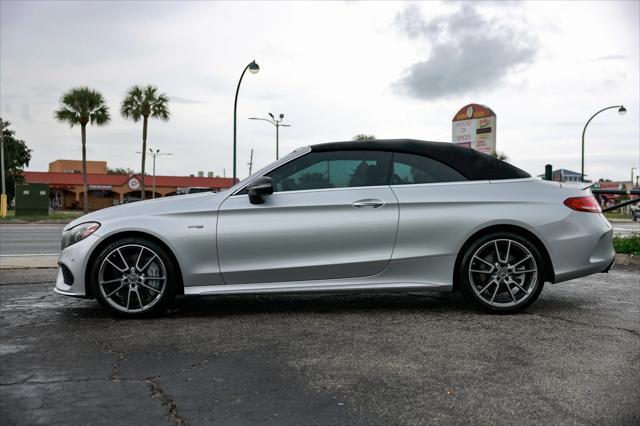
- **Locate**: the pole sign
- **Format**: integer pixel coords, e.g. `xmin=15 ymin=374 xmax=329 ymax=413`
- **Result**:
xmin=452 ymin=104 xmax=496 ymax=155
xmin=128 ymin=177 xmax=140 ymax=190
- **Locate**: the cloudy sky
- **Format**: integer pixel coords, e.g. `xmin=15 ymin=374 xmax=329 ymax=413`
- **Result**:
xmin=1 ymin=1 xmax=638 ymax=181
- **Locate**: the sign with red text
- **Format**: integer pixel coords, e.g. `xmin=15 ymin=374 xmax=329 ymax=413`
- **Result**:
xmin=452 ymin=104 xmax=496 ymax=155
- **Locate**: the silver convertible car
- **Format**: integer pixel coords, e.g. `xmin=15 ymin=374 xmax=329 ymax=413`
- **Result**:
xmin=55 ymin=140 xmax=615 ymax=317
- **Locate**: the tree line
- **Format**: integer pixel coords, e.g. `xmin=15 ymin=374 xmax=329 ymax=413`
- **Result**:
xmin=0 ymin=119 xmax=32 ymax=202
xmin=54 ymin=85 xmax=170 ymax=213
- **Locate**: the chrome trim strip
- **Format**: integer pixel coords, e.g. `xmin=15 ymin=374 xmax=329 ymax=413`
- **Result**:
xmin=227 ymin=184 xmax=394 ymax=198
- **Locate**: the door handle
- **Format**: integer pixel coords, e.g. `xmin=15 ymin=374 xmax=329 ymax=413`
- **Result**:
xmin=352 ymin=199 xmax=385 ymax=208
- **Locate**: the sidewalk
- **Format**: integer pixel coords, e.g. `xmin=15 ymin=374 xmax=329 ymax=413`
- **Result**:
xmin=0 ymin=254 xmax=58 ymax=269
xmin=0 ymin=219 xmax=74 ymax=225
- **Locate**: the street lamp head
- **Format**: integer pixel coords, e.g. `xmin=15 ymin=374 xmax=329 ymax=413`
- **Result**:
xmin=279 ymin=113 xmax=284 ymax=120
xmin=248 ymin=60 xmax=260 ymax=74
xmin=618 ymin=105 xmax=627 ymax=115
xmin=268 ymin=112 xmax=274 ymax=120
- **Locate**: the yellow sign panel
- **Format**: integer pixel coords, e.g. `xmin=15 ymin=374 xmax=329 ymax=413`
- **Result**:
xmin=0 ymin=193 xmax=7 ymax=218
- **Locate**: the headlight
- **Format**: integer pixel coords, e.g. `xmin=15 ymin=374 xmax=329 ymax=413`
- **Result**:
xmin=61 ymin=222 xmax=101 ymax=250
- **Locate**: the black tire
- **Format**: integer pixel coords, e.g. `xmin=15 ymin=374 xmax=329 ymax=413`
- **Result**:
xmin=90 ymin=237 xmax=177 ymax=318
xmin=459 ymin=231 xmax=545 ymax=314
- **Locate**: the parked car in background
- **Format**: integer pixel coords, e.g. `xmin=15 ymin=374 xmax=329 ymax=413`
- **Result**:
xmin=54 ymin=139 xmax=615 ymax=318
xmin=120 ymin=198 xmax=141 ymax=204
xmin=177 ymin=187 xmax=214 ymax=195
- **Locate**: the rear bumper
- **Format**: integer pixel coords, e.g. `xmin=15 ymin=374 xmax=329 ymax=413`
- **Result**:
xmin=539 ymin=212 xmax=615 ymax=284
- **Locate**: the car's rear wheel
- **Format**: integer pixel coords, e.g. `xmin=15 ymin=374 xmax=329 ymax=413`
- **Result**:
xmin=460 ymin=232 xmax=545 ymax=313
xmin=91 ymin=237 xmax=177 ymax=318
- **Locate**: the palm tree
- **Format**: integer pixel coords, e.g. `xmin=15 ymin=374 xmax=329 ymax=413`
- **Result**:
xmin=492 ymin=151 xmax=509 ymax=161
xmin=55 ymin=87 xmax=110 ymax=213
xmin=352 ymin=134 xmax=376 ymax=141
xmin=120 ymin=85 xmax=170 ymax=199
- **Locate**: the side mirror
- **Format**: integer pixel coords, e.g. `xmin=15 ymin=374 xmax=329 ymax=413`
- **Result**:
xmin=247 ymin=176 xmax=274 ymax=205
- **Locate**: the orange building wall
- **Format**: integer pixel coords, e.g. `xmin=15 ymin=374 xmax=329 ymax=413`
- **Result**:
xmin=49 ymin=160 xmax=108 ymax=174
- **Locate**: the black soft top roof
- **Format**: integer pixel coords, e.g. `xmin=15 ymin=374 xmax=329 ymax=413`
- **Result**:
xmin=310 ymin=139 xmax=530 ymax=181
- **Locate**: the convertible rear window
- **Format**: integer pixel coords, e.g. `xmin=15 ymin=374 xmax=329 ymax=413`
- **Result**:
xmin=391 ymin=152 xmax=467 ymax=185
xmin=267 ymin=151 xmax=392 ymax=192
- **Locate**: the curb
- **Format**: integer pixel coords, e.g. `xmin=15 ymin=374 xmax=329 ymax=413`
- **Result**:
xmin=608 ymin=219 xmax=634 ymax=223
xmin=615 ymin=253 xmax=640 ymax=267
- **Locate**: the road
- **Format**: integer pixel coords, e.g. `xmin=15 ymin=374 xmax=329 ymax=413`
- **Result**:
xmin=1 ymin=266 xmax=638 ymax=425
xmin=1 ymin=221 xmax=638 ymax=258
xmin=612 ymin=221 xmax=640 ymax=235
xmin=0 ymin=224 xmax=64 ymax=256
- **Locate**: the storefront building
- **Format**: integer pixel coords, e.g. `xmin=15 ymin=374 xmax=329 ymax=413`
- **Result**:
xmin=24 ymin=160 xmax=236 ymax=211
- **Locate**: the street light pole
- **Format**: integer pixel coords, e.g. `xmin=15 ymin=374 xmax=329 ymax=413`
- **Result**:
xmin=233 ymin=60 xmax=260 ymax=183
xmin=0 ymin=117 xmax=6 ymax=218
xmin=581 ymin=105 xmax=626 ymax=182
xmin=137 ymin=149 xmax=173 ymax=199
xmin=248 ymin=113 xmax=292 ymax=160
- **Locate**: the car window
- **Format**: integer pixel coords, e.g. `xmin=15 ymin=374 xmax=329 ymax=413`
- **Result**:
xmin=391 ymin=152 xmax=467 ymax=185
xmin=267 ymin=151 xmax=391 ymax=192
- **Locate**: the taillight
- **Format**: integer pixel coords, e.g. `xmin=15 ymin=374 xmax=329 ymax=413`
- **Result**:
xmin=563 ymin=196 xmax=602 ymax=213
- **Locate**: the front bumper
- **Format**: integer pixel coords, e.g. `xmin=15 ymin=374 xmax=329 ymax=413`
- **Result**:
xmin=54 ymin=234 xmax=102 ymax=298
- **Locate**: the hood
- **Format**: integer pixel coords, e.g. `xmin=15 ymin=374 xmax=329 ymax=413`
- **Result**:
xmin=64 ymin=191 xmax=228 ymax=231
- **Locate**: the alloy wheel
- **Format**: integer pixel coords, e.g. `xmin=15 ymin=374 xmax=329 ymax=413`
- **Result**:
xmin=97 ymin=244 xmax=167 ymax=313
xmin=468 ymin=238 xmax=538 ymax=308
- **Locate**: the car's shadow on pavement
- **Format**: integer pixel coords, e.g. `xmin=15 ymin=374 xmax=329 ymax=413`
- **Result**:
xmin=170 ymin=291 xmax=470 ymax=318
xmin=57 ymin=290 xmax=481 ymax=321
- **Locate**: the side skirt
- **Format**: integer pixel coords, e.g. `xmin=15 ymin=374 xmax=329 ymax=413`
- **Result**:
xmin=184 ymin=281 xmax=451 ymax=296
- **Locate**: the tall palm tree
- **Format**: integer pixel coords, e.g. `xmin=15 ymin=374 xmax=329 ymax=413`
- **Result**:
xmin=55 ymin=87 xmax=110 ymax=213
xmin=120 ymin=85 xmax=170 ymax=199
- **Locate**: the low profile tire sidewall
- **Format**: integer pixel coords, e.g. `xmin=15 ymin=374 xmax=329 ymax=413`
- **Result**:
xmin=460 ymin=232 xmax=545 ymax=314
xmin=90 ymin=237 xmax=177 ymax=318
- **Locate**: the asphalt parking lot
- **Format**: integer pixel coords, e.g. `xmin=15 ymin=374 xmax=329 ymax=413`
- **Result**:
xmin=1 ymin=265 xmax=638 ymax=426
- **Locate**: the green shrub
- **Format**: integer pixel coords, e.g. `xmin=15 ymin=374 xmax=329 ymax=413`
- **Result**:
xmin=613 ymin=233 xmax=640 ymax=255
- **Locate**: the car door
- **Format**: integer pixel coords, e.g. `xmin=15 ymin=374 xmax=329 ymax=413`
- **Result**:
xmin=217 ymin=150 xmax=399 ymax=284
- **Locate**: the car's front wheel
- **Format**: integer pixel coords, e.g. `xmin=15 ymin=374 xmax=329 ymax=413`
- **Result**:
xmin=90 ymin=237 xmax=177 ymax=318
xmin=459 ymin=232 xmax=545 ymax=313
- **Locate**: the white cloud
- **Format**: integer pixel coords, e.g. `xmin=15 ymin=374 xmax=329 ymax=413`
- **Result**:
xmin=393 ymin=4 xmax=537 ymax=99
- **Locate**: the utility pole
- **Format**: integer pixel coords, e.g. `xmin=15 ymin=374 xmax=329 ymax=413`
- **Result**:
xmin=248 ymin=149 xmax=254 ymax=175
xmin=0 ymin=117 xmax=6 ymax=218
